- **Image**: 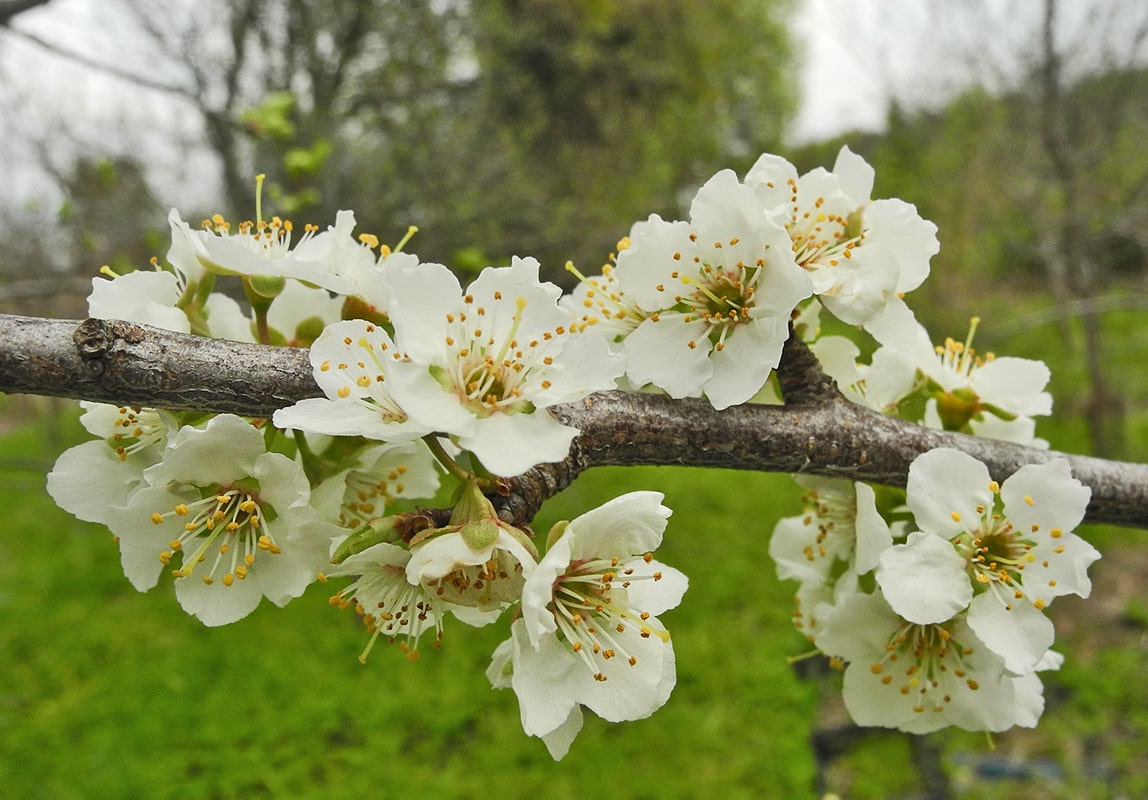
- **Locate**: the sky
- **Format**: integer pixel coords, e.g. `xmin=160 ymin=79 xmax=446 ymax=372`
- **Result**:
xmin=1 ymin=0 xmax=1144 ymax=205
xmin=0 ymin=0 xmax=929 ymax=204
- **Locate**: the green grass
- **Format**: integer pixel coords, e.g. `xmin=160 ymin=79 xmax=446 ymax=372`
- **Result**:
xmin=0 ymin=410 xmax=819 ymax=800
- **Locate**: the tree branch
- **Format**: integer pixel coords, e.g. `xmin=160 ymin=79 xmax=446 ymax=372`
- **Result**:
xmin=2 ymin=313 xmax=1147 ymax=529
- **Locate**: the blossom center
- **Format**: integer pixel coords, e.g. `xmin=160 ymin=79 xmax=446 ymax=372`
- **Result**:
xmin=327 ymin=562 xmax=443 ymax=662
xmin=201 ymin=213 xmax=320 ymax=261
xmin=784 ymin=183 xmax=864 ymax=270
xmin=105 ymin=406 xmax=166 ymax=461
xmin=797 ymin=486 xmax=856 ymax=564
xmin=423 ymin=555 xmax=523 ymax=609
xmin=150 ymin=487 xmax=281 ymax=587
xmin=668 ymin=235 xmax=763 ymax=351
xmin=441 ymin=295 xmax=562 ymax=416
xmin=551 ymin=553 xmax=668 ymax=681
xmin=341 ymin=463 xmax=409 ymax=527
xmin=321 ymin=325 xmax=410 ymax=424
xmin=867 ymin=619 xmax=982 ymax=715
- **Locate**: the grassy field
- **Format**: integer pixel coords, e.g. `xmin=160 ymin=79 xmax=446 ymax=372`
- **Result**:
xmin=0 ymin=407 xmax=821 ymax=799
xmin=2 ymin=299 xmax=1148 ymax=799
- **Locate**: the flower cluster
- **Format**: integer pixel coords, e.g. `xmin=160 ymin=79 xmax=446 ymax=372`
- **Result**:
xmin=44 ymin=146 xmax=1098 ymax=756
xmin=564 ymin=147 xmax=938 ymax=408
xmin=46 ymin=183 xmax=686 ymax=758
xmin=771 ymin=429 xmax=1097 ymax=733
xmin=770 ymin=240 xmax=1095 ymax=734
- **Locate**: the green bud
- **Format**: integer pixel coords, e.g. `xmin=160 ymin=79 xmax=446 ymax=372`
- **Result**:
xmin=330 ymin=516 xmax=402 ymax=564
xmin=293 ymin=315 xmax=328 ymax=347
xmin=247 ymin=273 xmax=287 ymax=300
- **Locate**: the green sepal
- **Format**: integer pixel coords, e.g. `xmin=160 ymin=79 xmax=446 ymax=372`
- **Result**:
xmin=448 ymin=478 xmax=497 ymax=527
xmin=844 ymin=206 xmax=865 ymax=240
xmin=341 ymin=295 xmax=392 ymax=329
xmin=428 ymin=364 xmax=457 ymax=395
xmin=978 ymin=401 xmax=1018 ymax=423
xmin=460 ymin=518 xmax=500 ymax=552
xmin=545 ymin=520 xmax=570 ymax=551
xmin=934 ymin=386 xmax=981 ymax=431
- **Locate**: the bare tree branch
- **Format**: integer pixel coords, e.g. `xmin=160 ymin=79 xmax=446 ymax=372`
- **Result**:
xmin=0 ymin=24 xmax=191 ymax=97
xmin=2 ymin=312 xmax=1147 ymax=529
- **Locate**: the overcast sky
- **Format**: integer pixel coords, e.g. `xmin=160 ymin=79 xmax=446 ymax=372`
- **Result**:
xmin=1 ymin=0 xmax=1145 ymax=205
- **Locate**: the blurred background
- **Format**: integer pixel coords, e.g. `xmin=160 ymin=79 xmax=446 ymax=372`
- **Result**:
xmin=1 ymin=1 xmax=1147 ymax=797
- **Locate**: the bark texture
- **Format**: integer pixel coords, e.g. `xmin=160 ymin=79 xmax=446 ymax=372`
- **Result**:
xmin=3 ymin=313 xmax=1147 ymax=528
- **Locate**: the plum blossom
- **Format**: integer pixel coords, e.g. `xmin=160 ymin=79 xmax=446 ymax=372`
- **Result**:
xmin=769 ymin=477 xmax=890 ymax=645
xmin=324 ymin=540 xmax=445 ymax=662
xmin=382 ymin=256 xmax=625 ymax=475
xmin=333 ymin=440 xmax=442 ymax=528
xmin=562 ymin=242 xmax=648 ymax=346
xmin=744 ymin=145 xmax=938 ymax=330
xmin=808 ymin=334 xmax=915 ymax=414
xmin=769 ymin=476 xmax=892 ymax=586
xmin=816 ymin=592 xmax=1029 ymax=734
xmin=103 ymin=414 xmax=341 ymax=626
xmin=877 ymin=447 xmax=1099 ymax=673
xmin=167 ymin=207 xmax=363 ymax=295
xmin=46 ymin=403 xmax=174 ymax=525
xmin=881 ymin=319 xmax=1052 ymax=445
xmin=405 ymin=479 xmax=538 ymax=621
xmin=87 ymin=268 xmax=191 ymax=333
xmin=490 ymin=491 xmax=687 ymax=759
xmin=614 ymin=169 xmax=811 ymax=409
xmin=271 ymin=318 xmax=433 ymax=443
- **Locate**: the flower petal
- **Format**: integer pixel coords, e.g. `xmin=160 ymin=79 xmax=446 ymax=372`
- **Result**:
xmin=877 ymin=531 xmax=972 ymax=624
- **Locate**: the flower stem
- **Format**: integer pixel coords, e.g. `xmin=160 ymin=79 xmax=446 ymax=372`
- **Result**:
xmin=293 ymin=430 xmax=323 ymax=487
xmin=423 ymin=434 xmax=473 ymax=483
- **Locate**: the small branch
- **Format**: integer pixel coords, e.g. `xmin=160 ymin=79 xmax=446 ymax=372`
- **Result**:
xmin=3 ymin=313 xmax=1148 ymax=529
xmin=1 ymin=24 xmax=193 ymax=97
xmin=775 ymin=331 xmax=840 ymax=405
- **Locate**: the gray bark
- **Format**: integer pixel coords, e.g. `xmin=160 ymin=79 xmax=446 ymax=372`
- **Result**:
xmin=3 ymin=313 xmax=1147 ymax=528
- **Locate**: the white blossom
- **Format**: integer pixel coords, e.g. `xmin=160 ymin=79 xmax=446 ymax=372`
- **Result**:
xmin=87 ymin=269 xmax=190 ymax=333
xmin=103 ymin=414 xmax=341 ymax=626
xmin=271 ymin=318 xmax=433 ymax=443
xmin=769 ymin=476 xmax=892 ymax=586
xmin=490 ymin=492 xmax=686 ymax=759
xmin=877 ymin=447 xmax=1099 ymax=672
xmin=382 ymin=256 xmax=624 ymax=475
xmin=817 ymin=592 xmax=1024 ymax=734
xmin=167 ymin=208 xmax=361 ymax=295
xmin=46 ymin=403 xmax=174 ymax=525
xmin=325 ymin=540 xmax=445 ymax=662
xmin=745 ymin=146 xmax=938 ymax=328
xmin=614 ymin=169 xmax=811 ymax=409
